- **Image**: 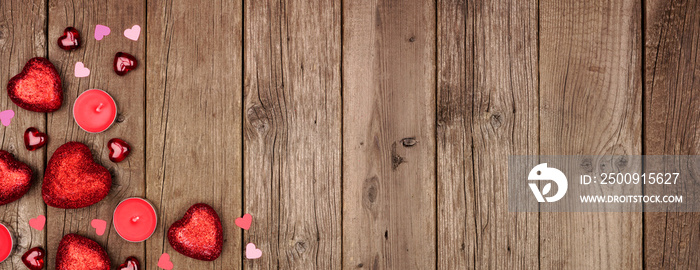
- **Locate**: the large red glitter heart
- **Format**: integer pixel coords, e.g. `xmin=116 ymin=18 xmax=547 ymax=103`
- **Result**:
xmin=55 ymin=234 xmax=110 ymax=270
xmin=0 ymin=150 xmax=33 ymax=205
xmin=168 ymin=203 xmax=223 ymax=261
xmin=42 ymin=142 xmax=111 ymax=209
xmin=7 ymin=57 xmax=63 ymax=112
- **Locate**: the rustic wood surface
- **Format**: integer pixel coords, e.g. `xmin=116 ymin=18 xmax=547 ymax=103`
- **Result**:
xmin=0 ymin=0 xmax=697 ymax=269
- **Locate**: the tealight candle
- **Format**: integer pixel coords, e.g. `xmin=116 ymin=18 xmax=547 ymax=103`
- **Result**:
xmin=73 ymin=89 xmax=117 ymax=133
xmin=113 ymin=198 xmax=157 ymax=242
xmin=0 ymin=223 xmax=12 ymax=263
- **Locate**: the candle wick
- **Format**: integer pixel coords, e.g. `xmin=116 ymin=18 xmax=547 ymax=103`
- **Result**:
xmin=132 ymin=216 xmax=140 ymax=223
xmin=96 ymin=103 xmax=104 ymax=113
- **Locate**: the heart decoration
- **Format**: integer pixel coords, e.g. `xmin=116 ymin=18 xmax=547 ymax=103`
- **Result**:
xmin=235 ymin=213 xmax=252 ymax=230
xmin=168 ymin=203 xmax=223 ymax=261
xmin=21 ymin=247 xmax=45 ymax=270
xmin=55 ymin=234 xmax=110 ymax=270
xmin=94 ymin=25 xmax=111 ymax=40
xmin=108 ymin=138 xmax=131 ymax=163
xmin=91 ymin=219 xmax=107 ymax=236
xmin=113 ymin=52 xmax=138 ymax=76
xmin=24 ymin=127 xmax=48 ymax=151
xmin=0 ymin=110 xmax=14 ymax=126
xmin=0 ymin=150 xmax=33 ymax=206
xmin=28 ymin=215 xmax=46 ymax=231
xmin=42 ymin=142 xmax=112 ymax=209
xmin=57 ymin=27 xmax=81 ymax=51
xmin=118 ymin=256 xmax=140 ymax=270
xmin=74 ymin=62 xmax=90 ymax=78
xmin=7 ymin=57 xmax=63 ymax=112
xmin=245 ymin=243 xmax=262 ymax=259
xmin=157 ymin=253 xmax=173 ymax=270
xmin=123 ymin=25 xmax=141 ymax=41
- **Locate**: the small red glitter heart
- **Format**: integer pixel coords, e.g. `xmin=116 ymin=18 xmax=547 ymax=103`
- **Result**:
xmin=118 ymin=256 xmax=139 ymax=270
xmin=24 ymin=127 xmax=48 ymax=151
xmin=0 ymin=150 xmax=33 ymax=206
xmin=21 ymin=247 xmax=45 ymax=270
xmin=55 ymin=234 xmax=110 ymax=270
xmin=42 ymin=142 xmax=112 ymax=209
xmin=7 ymin=57 xmax=63 ymax=112
xmin=113 ymin=52 xmax=137 ymax=76
xmin=57 ymin=27 xmax=81 ymax=51
xmin=108 ymin=138 xmax=131 ymax=163
xmin=168 ymin=203 xmax=223 ymax=261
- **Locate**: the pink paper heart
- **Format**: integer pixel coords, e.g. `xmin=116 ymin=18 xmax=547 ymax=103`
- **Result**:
xmin=157 ymin=253 xmax=174 ymax=269
xmin=74 ymin=62 xmax=90 ymax=78
xmin=28 ymin=215 xmax=45 ymax=231
xmin=123 ymin=25 xmax=141 ymax=41
xmin=235 ymin=213 xmax=252 ymax=230
xmin=90 ymin=219 xmax=107 ymax=236
xmin=245 ymin=243 xmax=262 ymax=259
xmin=94 ymin=25 xmax=111 ymax=40
xmin=0 ymin=110 xmax=14 ymax=126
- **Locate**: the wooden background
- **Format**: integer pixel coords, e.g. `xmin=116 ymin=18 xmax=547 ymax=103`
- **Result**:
xmin=0 ymin=0 xmax=698 ymax=269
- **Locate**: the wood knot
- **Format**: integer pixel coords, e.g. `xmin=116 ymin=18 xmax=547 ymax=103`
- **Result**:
xmin=490 ymin=113 xmax=502 ymax=128
xmin=294 ymin=241 xmax=307 ymax=253
xmin=246 ymin=105 xmax=270 ymax=133
xmin=615 ymin=157 xmax=628 ymax=169
xmin=401 ymin=137 xmax=417 ymax=147
xmin=362 ymin=176 xmax=379 ymax=209
xmin=580 ymin=158 xmax=593 ymax=173
xmin=391 ymin=142 xmax=405 ymax=170
xmin=408 ymin=36 xmax=416 ymax=42
xmin=116 ymin=114 xmax=125 ymax=123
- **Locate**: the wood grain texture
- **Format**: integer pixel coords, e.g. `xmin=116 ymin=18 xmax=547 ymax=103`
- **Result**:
xmin=342 ymin=0 xmax=436 ymax=269
xmin=473 ymin=0 xmax=540 ymax=268
xmin=146 ymin=0 xmax=242 ymax=269
xmin=0 ymin=1 xmax=46 ymax=269
xmin=45 ymin=0 xmax=146 ymax=268
xmin=539 ymin=0 xmax=643 ymax=269
xmin=644 ymin=0 xmax=700 ymax=268
xmin=437 ymin=0 xmax=475 ymax=268
xmin=243 ymin=0 xmax=342 ymax=268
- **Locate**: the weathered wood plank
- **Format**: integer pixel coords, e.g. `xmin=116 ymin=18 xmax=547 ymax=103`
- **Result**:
xmin=243 ymin=0 xmax=342 ymax=268
xmin=0 ymin=1 xmax=46 ymax=269
xmin=539 ymin=0 xmax=643 ymax=268
xmin=45 ymin=0 xmax=146 ymax=268
xmin=146 ymin=0 xmax=242 ymax=269
xmin=437 ymin=0 xmax=475 ymax=268
xmin=439 ymin=0 xmax=540 ymax=268
xmin=644 ymin=0 xmax=700 ymax=268
xmin=343 ymin=1 xmax=436 ymax=269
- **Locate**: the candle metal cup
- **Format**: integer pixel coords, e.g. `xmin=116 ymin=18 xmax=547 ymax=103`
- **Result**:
xmin=113 ymin=197 xmax=157 ymax=243
xmin=0 ymin=223 xmax=13 ymax=263
xmin=73 ymin=89 xmax=117 ymax=133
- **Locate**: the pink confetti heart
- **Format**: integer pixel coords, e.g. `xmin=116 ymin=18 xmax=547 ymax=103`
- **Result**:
xmin=0 ymin=110 xmax=14 ymax=126
xmin=123 ymin=25 xmax=141 ymax=41
xmin=28 ymin=215 xmax=45 ymax=231
xmin=74 ymin=62 xmax=90 ymax=78
xmin=94 ymin=25 xmax=111 ymax=40
xmin=157 ymin=253 xmax=174 ymax=269
xmin=90 ymin=219 xmax=107 ymax=236
xmin=246 ymin=243 xmax=262 ymax=259
xmin=235 ymin=213 xmax=252 ymax=230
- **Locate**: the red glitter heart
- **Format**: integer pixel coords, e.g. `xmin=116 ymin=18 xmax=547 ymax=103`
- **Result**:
xmin=0 ymin=150 xmax=33 ymax=205
xmin=55 ymin=234 xmax=110 ymax=270
xmin=42 ymin=142 xmax=112 ymax=209
xmin=7 ymin=57 xmax=63 ymax=112
xmin=24 ymin=127 xmax=48 ymax=151
xmin=168 ymin=203 xmax=223 ymax=261
xmin=57 ymin=27 xmax=81 ymax=51
xmin=21 ymin=247 xmax=45 ymax=270
xmin=113 ymin=52 xmax=137 ymax=76
xmin=118 ymin=256 xmax=139 ymax=270
xmin=108 ymin=138 xmax=130 ymax=163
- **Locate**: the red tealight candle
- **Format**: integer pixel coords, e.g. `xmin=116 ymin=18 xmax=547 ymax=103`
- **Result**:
xmin=73 ymin=89 xmax=117 ymax=133
xmin=0 ymin=223 xmax=12 ymax=263
xmin=113 ymin=198 xmax=157 ymax=242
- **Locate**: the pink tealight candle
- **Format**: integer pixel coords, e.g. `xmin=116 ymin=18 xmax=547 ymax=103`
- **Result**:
xmin=0 ymin=223 xmax=12 ymax=263
xmin=113 ymin=198 xmax=157 ymax=242
xmin=73 ymin=89 xmax=117 ymax=133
